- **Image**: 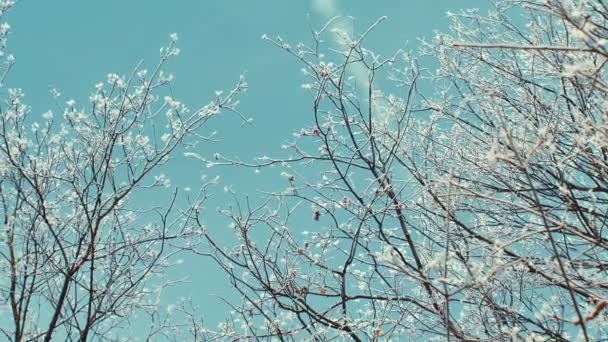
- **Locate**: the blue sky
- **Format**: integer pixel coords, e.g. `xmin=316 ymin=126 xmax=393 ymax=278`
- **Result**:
xmin=6 ymin=0 xmax=487 ymax=330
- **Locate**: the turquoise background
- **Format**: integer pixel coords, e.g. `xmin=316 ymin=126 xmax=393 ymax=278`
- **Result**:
xmin=5 ymin=0 xmax=486 ymax=333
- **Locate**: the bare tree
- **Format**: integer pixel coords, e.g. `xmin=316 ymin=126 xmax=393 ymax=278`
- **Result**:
xmin=0 ymin=4 xmax=247 ymax=341
xmin=200 ymin=1 xmax=608 ymax=340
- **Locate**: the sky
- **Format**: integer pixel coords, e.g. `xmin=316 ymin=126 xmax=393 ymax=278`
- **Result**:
xmin=5 ymin=0 xmax=487 ymax=333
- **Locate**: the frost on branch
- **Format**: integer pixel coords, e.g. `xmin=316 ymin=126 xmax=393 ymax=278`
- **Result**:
xmin=201 ymin=2 xmax=608 ymax=341
xmin=0 ymin=24 xmax=246 ymax=341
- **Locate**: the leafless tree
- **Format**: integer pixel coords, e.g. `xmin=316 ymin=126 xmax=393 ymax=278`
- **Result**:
xmin=200 ymin=1 xmax=608 ymax=340
xmin=0 ymin=4 xmax=247 ymax=341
